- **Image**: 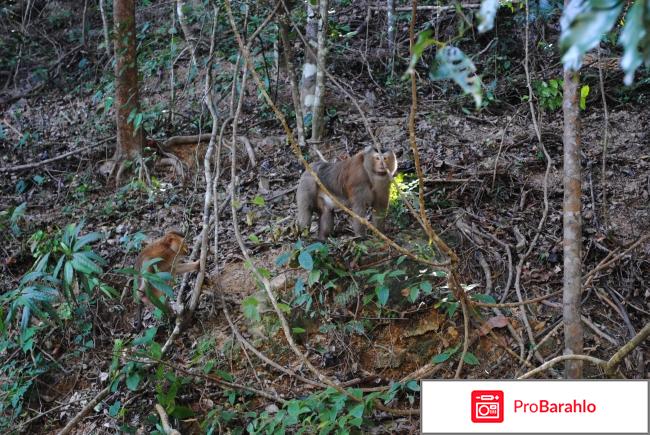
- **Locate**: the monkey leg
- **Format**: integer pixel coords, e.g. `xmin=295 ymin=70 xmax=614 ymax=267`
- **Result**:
xmin=318 ymin=208 xmax=334 ymax=240
xmin=296 ymin=175 xmax=317 ymax=231
xmin=351 ymin=203 xmax=368 ymax=237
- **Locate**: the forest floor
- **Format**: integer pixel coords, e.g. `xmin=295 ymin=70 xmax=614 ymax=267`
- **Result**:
xmin=1 ymin=1 xmax=649 ymax=433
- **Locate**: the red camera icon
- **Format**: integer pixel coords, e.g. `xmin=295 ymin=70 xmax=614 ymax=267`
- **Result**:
xmin=471 ymin=390 xmax=504 ymax=423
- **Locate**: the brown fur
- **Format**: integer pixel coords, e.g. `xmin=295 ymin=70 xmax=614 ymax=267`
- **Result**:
xmin=296 ymin=147 xmax=397 ymax=240
xmin=133 ymin=231 xmax=199 ymax=329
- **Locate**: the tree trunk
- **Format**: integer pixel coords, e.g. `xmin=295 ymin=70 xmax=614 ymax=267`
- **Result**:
xmin=278 ymin=0 xmax=306 ymax=148
xmin=310 ymin=0 xmax=329 ymax=142
xmin=562 ymin=61 xmax=583 ymax=377
xmin=113 ymin=0 xmax=143 ymax=165
xmin=300 ymin=2 xmax=318 ymax=125
xmin=387 ymin=0 xmax=396 ymax=76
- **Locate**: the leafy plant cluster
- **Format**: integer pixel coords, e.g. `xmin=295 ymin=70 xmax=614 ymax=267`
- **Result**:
xmin=248 ymin=382 xmax=420 ymax=435
xmin=0 ymin=222 xmax=112 ymax=430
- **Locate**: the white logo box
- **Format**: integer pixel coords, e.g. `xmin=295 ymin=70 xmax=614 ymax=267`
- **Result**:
xmin=421 ymin=380 xmax=648 ymax=434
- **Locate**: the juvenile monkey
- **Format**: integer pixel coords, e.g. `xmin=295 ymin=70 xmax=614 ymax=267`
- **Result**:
xmin=133 ymin=230 xmax=199 ymax=329
xmin=296 ymin=146 xmax=397 ymax=240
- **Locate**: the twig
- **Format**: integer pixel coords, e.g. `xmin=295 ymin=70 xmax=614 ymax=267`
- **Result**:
xmin=155 ymin=404 xmax=181 ymax=435
xmin=518 ymin=355 xmax=606 ymax=379
xmin=0 ymin=137 xmax=115 ymax=173
xmin=57 ymin=384 xmax=112 ymax=435
xmin=597 ymin=47 xmax=610 ymax=229
xmin=472 ymin=290 xmax=561 ymax=308
xmin=583 ymin=233 xmax=650 ymax=288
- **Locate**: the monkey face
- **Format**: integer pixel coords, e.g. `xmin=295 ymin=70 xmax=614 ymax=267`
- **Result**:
xmin=371 ymin=151 xmax=397 ymax=176
xmin=165 ymin=233 xmax=189 ymax=255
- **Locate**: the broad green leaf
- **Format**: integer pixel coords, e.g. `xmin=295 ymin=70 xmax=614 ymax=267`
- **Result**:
xmin=619 ymin=0 xmax=650 ymax=85
xmin=275 ymin=252 xmax=291 ymax=267
xmin=308 ymin=269 xmax=321 ymax=286
xmin=580 ymin=84 xmax=590 ymax=110
xmin=251 ymin=195 xmax=265 ymax=206
xmin=408 ymin=287 xmax=419 ymax=303
xmin=64 ymin=261 xmax=74 ymax=286
xmin=406 ymin=29 xmax=438 ymax=73
xmin=73 ymin=232 xmax=102 ymax=251
xmin=471 ymin=293 xmax=497 ymax=304
xmin=298 ymin=250 xmax=313 ymax=271
xmin=559 ymin=0 xmax=623 ymax=71
xmin=430 ymin=46 xmax=483 ymax=108
xmin=478 ymin=0 xmax=499 ymax=33
xmin=126 ymin=372 xmax=141 ymax=391
xmin=133 ymin=326 xmax=158 ymax=345
xmin=431 ymin=352 xmax=451 ymax=363
xmin=375 ymin=285 xmax=389 ymax=306
xmin=71 ymin=252 xmax=103 ymax=274
xmin=420 ymin=281 xmax=433 ymax=294
xmin=406 ymin=380 xmax=420 ymax=391
xmin=463 ymin=352 xmax=480 ymax=365
xmin=109 ymin=401 xmax=121 ymax=417
xmin=242 ymin=296 xmax=260 ymax=322
xmin=294 ymin=277 xmax=305 ymax=296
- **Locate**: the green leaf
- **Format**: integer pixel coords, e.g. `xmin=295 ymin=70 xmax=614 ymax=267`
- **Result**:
xmin=292 ymin=327 xmax=306 ymax=334
xmin=73 ymin=232 xmax=102 ymax=251
xmin=349 ymin=403 xmax=364 ymax=419
xmin=308 ymin=269 xmax=321 ymax=286
xmin=133 ymin=326 xmax=158 ymax=345
xmin=375 ymin=286 xmax=389 ymax=306
xmin=298 ymin=251 xmax=313 ymax=271
xmin=463 ymin=352 xmax=480 ymax=365
xmin=619 ymin=0 xmax=650 ymax=85
xmin=109 ymin=401 xmax=121 ymax=417
xmin=248 ymin=234 xmax=260 ymax=244
xmin=407 ymin=29 xmax=438 ymax=73
xmin=472 ymin=293 xmax=496 ymax=304
xmin=559 ymin=0 xmax=623 ymax=71
xmin=251 ymin=195 xmax=265 ymax=206
xmin=71 ymin=252 xmax=103 ymax=274
xmin=408 ymin=287 xmax=419 ymax=303
xmin=580 ymin=84 xmax=590 ymax=110
xmin=242 ymin=296 xmax=260 ymax=322
xmin=64 ymin=261 xmax=74 ymax=286
xmin=294 ymin=277 xmax=305 ymax=296
xmin=420 ymin=281 xmax=433 ymax=294
xmin=406 ymin=380 xmax=420 ymax=392
xmin=432 ymin=352 xmax=452 ymax=363
xmin=126 ymin=372 xmax=141 ymax=391
xmin=477 ymin=0 xmax=499 ymax=33
xmin=275 ymin=252 xmax=291 ymax=267
xmin=430 ymin=46 xmax=483 ymax=108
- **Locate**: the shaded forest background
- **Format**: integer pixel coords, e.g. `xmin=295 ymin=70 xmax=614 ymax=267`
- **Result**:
xmin=0 ymin=0 xmax=648 ymax=433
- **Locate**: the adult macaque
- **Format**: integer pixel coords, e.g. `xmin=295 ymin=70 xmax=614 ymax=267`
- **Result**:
xmin=133 ymin=230 xmax=199 ymax=329
xmin=296 ymin=146 xmax=397 ymax=240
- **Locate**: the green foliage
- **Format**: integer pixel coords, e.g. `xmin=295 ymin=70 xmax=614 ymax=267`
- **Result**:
xmin=388 ymin=173 xmax=418 ymax=228
xmin=533 ymin=78 xmax=564 ymax=111
xmin=407 ymin=30 xmax=483 ymax=108
xmin=247 ymin=386 xmax=392 ymax=434
xmin=477 ymin=0 xmax=500 ymax=33
xmin=560 ymin=0 xmax=650 ymax=84
xmin=0 ymin=202 xmax=26 ymax=237
xmin=2 ymin=222 xmax=110 ymax=330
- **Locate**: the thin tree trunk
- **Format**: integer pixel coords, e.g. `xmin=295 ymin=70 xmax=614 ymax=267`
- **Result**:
xmin=387 ymin=0 xmax=396 ymax=76
xmin=300 ymin=1 xmax=318 ymax=122
xmin=99 ymin=0 xmax=111 ymax=58
xmin=113 ymin=0 xmax=143 ymax=162
xmin=278 ymin=0 xmax=306 ymax=148
xmin=310 ymin=0 xmax=329 ymax=142
xmin=562 ymin=59 xmax=583 ymax=377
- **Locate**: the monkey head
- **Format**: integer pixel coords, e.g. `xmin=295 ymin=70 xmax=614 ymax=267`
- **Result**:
xmin=162 ymin=231 xmax=189 ymax=255
xmin=363 ymin=147 xmax=397 ymax=177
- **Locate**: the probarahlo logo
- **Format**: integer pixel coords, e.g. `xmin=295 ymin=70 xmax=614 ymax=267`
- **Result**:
xmin=471 ymin=390 xmax=504 ymax=423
